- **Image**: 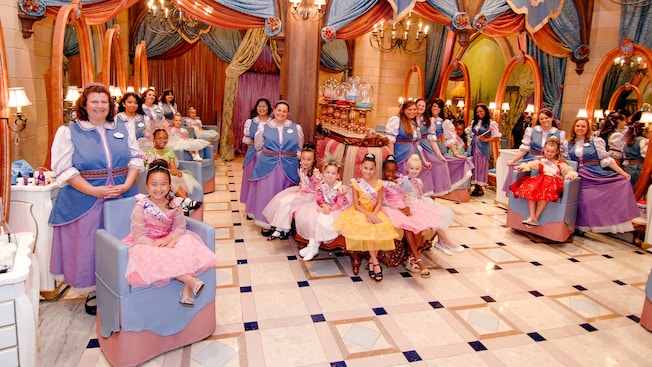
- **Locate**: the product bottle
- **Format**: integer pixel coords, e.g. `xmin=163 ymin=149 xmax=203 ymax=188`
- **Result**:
xmin=37 ymin=168 xmax=46 ymax=186
xmin=15 ymin=172 xmax=23 ymax=186
xmin=27 ymin=172 xmax=35 ymax=186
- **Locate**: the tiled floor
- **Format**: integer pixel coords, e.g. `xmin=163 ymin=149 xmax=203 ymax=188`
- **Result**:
xmin=38 ymin=157 xmax=652 ymax=366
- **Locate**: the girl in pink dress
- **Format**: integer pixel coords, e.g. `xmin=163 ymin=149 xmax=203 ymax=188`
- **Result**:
xmin=262 ymin=142 xmax=321 ymax=240
xmin=168 ymin=113 xmax=210 ymax=161
xmin=509 ymin=137 xmax=578 ymax=226
xmin=295 ymin=157 xmax=351 ymax=261
xmin=122 ymin=160 xmax=216 ymax=306
xmin=402 ymin=155 xmax=462 ymax=257
xmin=382 ymin=156 xmax=443 ymax=278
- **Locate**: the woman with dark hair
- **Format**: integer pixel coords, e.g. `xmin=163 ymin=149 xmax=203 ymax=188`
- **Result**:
xmin=600 ymin=112 xmax=628 ymax=165
xmin=246 ymin=100 xmax=304 ymax=235
xmin=623 ymin=120 xmax=648 ymax=184
xmin=159 ymin=89 xmax=178 ymax=124
xmin=240 ymin=98 xmax=272 ymax=218
xmin=116 ymin=91 xmax=152 ymax=151
xmin=49 ymin=83 xmax=143 ymax=314
xmin=469 ymin=103 xmax=501 ymax=196
xmin=568 ymin=118 xmax=638 ymax=233
xmin=504 ymin=108 xmax=568 ymax=194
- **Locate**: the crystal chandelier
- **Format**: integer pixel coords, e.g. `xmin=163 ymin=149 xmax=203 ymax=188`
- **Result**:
xmin=144 ymin=0 xmax=211 ymax=42
xmin=369 ymin=14 xmax=428 ymax=54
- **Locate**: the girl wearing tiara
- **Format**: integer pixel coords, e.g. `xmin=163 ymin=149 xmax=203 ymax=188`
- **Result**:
xmin=262 ymin=142 xmax=320 ymax=240
xmin=295 ymin=156 xmax=351 ymax=261
xmin=334 ymin=153 xmax=400 ymax=281
xmin=509 ymin=137 xmax=578 ymax=226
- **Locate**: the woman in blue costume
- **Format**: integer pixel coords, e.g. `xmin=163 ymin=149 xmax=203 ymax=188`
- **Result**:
xmin=420 ymin=98 xmax=474 ymax=196
xmin=159 ymin=89 xmax=178 ymax=125
xmin=386 ymin=101 xmax=429 ymax=182
xmin=568 ymin=118 xmax=639 ymax=234
xmin=469 ymin=103 xmax=502 ymax=196
xmin=49 ymin=83 xmax=143 ymax=314
xmin=115 ymin=91 xmax=152 ymax=151
xmin=505 ymin=108 xmax=568 ymax=193
xmin=141 ymin=88 xmax=166 ymax=130
xmin=623 ymin=120 xmax=648 ymax=184
xmin=245 ymin=100 xmax=304 ymax=235
xmin=240 ymin=98 xmax=272 ymax=219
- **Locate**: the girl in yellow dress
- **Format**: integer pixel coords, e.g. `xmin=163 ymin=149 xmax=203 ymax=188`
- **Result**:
xmin=334 ymin=153 xmax=400 ymax=281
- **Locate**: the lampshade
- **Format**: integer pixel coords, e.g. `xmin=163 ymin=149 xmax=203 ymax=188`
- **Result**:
xmin=501 ymin=102 xmax=510 ymax=111
xmin=64 ymin=86 xmax=80 ymax=103
xmin=576 ymin=109 xmax=589 ymax=118
xmin=640 ymin=111 xmax=652 ymax=124
xmin=525 ymin=104 xmax=535 ymax=114
xmin=457 ymin=100 xmax=465 ymax=108
xmin=314 ymin=0 xmax=326 ymax=6
xmin=445 ymin=99 xmax=452 ymax=106
xmin=488 ymin=102 xmax=496 ymax=110
xmin=593 ymin=109 xmax=604 ymax=120
xmin=7 ymin=87 xmax=32 ymax=111
xmin=126 ymin=86 xmax=135 ymax=93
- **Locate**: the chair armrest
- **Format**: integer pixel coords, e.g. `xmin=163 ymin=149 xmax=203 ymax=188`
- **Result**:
xmin=177 ymin=160 xmax=203 ymax=183
xmin=95 ymin=229 xmax=131 ymax=296
xmin=559 ymin=177 xmax=581 ymax=204
xmin=200 ymin=145 xmax=214 ymax=160
xmin=186 ymin=218 xmax=215 ymax=252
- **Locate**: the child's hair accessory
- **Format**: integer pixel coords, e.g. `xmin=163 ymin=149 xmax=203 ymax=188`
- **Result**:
xmin=385 ymin=155 xmax=397 ymax=162
xmin=364 ymin=153 xmax=376 ymax=160
xmin=148 ymin=159 xmax=169 ymax=171
xmin=302 ymin=142 xmax=316 ymax=152
xmin=322 ymin=153 xmax=341 ymax=168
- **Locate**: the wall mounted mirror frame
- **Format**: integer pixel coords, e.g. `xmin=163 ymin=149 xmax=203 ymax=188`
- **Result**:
xmin=0 ymin=19 xmax=11 ymax=219
xmin=134 ymin=41 xmax=149 ymax=92
xmin=402 ymin=64 xmax=424 ymax=101
xmin=584 ymin=41 xmax=652 ymax=199
xmin=100 ymin=25 xmax=127 ymax=92
xmin=45 ymin=4 xmax=94 ymax=167
xmin=438 ymin=59 xmax=470 ymax=123
xmin=607 ymin=82 xmax=642 ymax=112
xmin=494 ymin=53 xmax=543 ymax=127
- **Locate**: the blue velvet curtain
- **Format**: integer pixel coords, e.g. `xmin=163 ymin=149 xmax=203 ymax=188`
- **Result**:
xmin=386 ymin=0 xmax=417 ymax=18
xmin=325 ymin=0 xmax=379 ymax=31
xmin=527 ymin=37 xmax=567 ymax=118
xmin=425 ymin=0 xmax=458 ymax=19
xmin=548 ymin=0 xmax=585 ymax=62
xmin=134 ymin=22 xmax=185 ymax=58
xmin=320 ymin=40 xmax=349 ymax=71
xmin=63 ymin=25 xmax=80 ymax=57
xmin=200 ymin=28 xmax=243 ymax=63
xmin=620 ymin=4 xmax=652 ymax=49
xmin=424 ymin=22 xmax=448 ymax=101
xmin=211 ymin=0 xmax=276 ymax=18
xmin=478 ymin=0 xmax=511 ymax=24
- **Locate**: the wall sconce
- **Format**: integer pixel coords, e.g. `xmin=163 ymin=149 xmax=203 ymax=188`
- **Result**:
xmin=2 ymin=87 xmax=33 ymax=133
xmin=576 ymin=108 xmax=589 ymax=118
xmin=524 ymin=104 xmax=535 ymax=115
xmin=109 ymin=86 xmax=123 ymax=100
xmin=640 ymin=111 xmax=652 ymax=128
xmin=289 ymin=0 xmax=326 ymax=20
xmin=63 ymin=86 xmax=80 ymax=124
xmin=488 ymin=102 xmax=496 ymax=111
xmin=126 ymin=86 xmax=135 ymax=93
xmin=397 ymin=96 xmax=404 ymax=107
xmin=500 ymin=102 xmax=510 ymax=122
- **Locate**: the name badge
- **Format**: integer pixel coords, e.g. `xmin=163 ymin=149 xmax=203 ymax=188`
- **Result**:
xmin=286 ymin=129 xmax=294 ymax=134
xmin=137 ymin=122 xmax=145 ymax=128
xmin=114 ymin=132 xmax=125 ymax=139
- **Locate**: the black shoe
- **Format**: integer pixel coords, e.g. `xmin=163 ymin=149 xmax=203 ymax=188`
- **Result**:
xmin=261 ymin=228 xmax=274 ymax=237
xmin=470 ymin=187 xmax=484 ymax=196
xmin=183 ymin=207 xmax=190 ymax=216
xmin=246 ymin=214 xmax=254 ymax=220
xmin=85 ymin=294 xmax=97 ymax=316
xmin=267 ymin=230 xmax=290 ymax=241
xmin=188 ymin=200 xmax=202 ymax=210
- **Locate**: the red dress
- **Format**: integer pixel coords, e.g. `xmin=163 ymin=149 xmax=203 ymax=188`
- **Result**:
xmin=509 ymin=162 xmax=564 ymax=202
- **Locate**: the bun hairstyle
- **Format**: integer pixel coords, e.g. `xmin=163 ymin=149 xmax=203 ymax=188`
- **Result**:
xmin=407 ymin=154 xmax=422 ymax=170
xmin=301 ymin=142 xmax=318 ymax=177
xmin=383 ymin=154 xmax=398 ymax=169
xmin=362 ymin=152 xmax=377 ymax=165
xmin=321 ymin=154 xmax=342 ymax=174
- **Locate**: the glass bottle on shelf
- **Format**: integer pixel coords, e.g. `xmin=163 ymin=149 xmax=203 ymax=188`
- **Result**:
xmin=356 ymin=82 xmax=374 ymax=109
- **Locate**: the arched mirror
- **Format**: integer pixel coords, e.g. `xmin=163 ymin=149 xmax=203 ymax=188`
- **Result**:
xmin=134 ymin=41 xmax=149 ymax=92
xmin=402 ymin=64 xmax=424 ymax=101
xmin=45 ymin=4 xmax=94 ymax=167
xmin=100 ymin=25 xmax=127 ymax=93
xmin=438 ymin=60 xmax=470 ymax=123
xmin=585 ymin=39 xmax=652 ymax=198
xmin=0 ymin=20 xmax=11 ymax=218
xmin=495 ymin=53 xmax=543 ymax=147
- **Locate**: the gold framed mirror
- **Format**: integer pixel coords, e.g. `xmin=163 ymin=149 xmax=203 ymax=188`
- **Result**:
xmin=402 ymin=64 xmax=424 ymax=101
xmin=0 ymin=20 xmax=10 ymax=218
xmin=134 ymin=41 xmax=149 ymax=92
xmin=438 ymin=59 xmax=470 ymax=123
xmin=45 ymin=4 xmax=94 ymax=167
xmin=100 ymin=25 xmax=127 ymax=93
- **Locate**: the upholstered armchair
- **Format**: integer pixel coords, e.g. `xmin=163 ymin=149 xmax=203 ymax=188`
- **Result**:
xmin=506 ymin=161 xmax=581 ymax=242
xmin=95 ymin=197 xmax=216 ymax=367
xmin=174 ymin=146 xmax=215 ymax=194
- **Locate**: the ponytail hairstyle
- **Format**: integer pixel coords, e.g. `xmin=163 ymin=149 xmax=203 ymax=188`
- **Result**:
xmin=625 ymin=121 xmax=645 ymax=147
xmin=300 ymin=142 xmax=318 ymax=177
xmin=146 ymin=159 xmax=174 ymax=209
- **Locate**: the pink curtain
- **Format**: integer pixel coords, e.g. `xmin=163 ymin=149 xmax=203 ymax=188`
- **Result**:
xmin=232 ymin=72 xmax=280 ymax=155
